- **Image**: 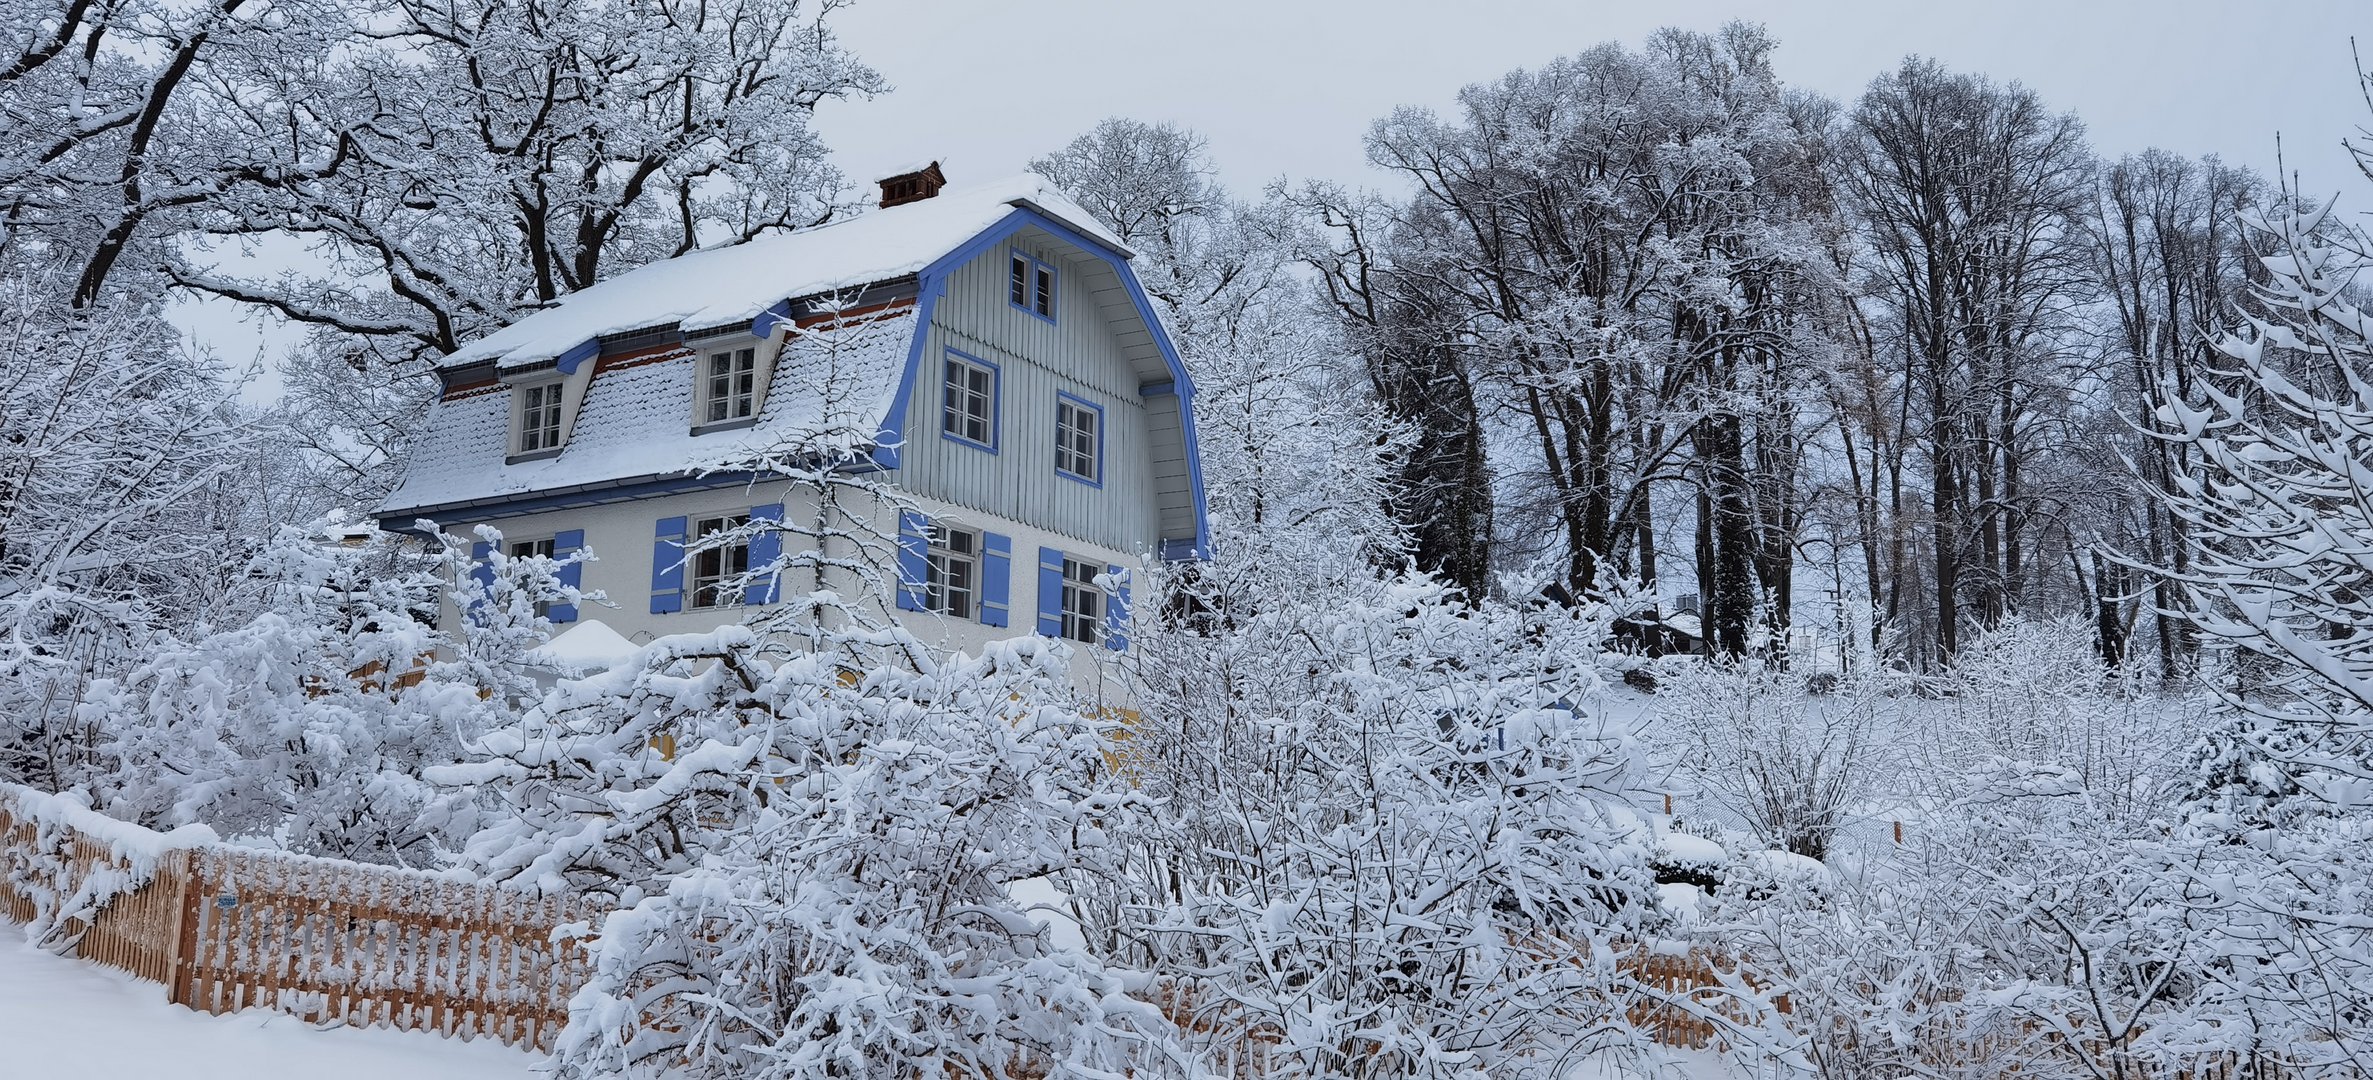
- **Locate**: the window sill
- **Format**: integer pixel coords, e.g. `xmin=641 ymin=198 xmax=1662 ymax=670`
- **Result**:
xmin=692 ymin=416 xmax=762 ymax=436
xmin=506 ymin=447 xmax=564 ymax=465
xmin=941 ymin=430 xmax=998 ymax=454
xmin=1056 ymin=468 xmax=1102 ymax=488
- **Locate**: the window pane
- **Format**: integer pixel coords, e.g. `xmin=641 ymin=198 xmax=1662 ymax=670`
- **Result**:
xmin=924 ymin=527 xmax=980 ymax=619
xmin=1056 ymin=400 xmax=1097 ymax=480
xmin=1060 ymin=557 xmax=1101 ymax=642
xmin=522 ymin=384 xmax=562 ymax=450
xmin=689 ymin=514 xmax=752 ymax=609
xmin=1010 ymin=257 xmax=1028 ymax=306
xmin=1036 ymin=267 xmax=1054 ymax=317
xmin=941 ymin=357 xmax=994 ymax=445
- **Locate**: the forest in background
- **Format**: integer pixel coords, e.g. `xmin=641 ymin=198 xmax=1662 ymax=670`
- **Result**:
xmin=12 ymin=2 xmax=2373 ymax=1076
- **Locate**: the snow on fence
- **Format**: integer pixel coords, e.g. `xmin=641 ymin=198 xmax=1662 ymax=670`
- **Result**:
xmin=0 ymin=784 xmax=595 ymax=1051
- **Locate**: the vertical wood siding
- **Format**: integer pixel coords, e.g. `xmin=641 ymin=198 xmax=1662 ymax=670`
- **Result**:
xmin=896 ymin=231 xmax=1165 ymax=555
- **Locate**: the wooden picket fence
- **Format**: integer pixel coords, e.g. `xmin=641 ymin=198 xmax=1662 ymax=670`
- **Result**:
xmin=0 ymin=785 xmax=597 ymax=1051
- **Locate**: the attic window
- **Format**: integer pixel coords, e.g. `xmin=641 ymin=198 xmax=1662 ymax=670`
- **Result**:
xmin=703 ymin=347 xmax=759 ymax=424
xmin=1009 ymin=251 xmax=1055 ymax=322
xmin=519 ymin=382 xmax=563 ymax=452
xmin=877 ymin=162 xmax=947 ymax=208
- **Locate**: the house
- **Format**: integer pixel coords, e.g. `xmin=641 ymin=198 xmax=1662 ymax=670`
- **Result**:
xmin=375 ymin=166 xmax=1210 ymax=659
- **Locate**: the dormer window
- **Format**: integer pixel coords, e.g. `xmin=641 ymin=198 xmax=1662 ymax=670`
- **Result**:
xmin=518 ymin=382 xmax=563 ymax=453
xmin=1009 ymin=251 xmax=1055 ymax=322
xmin=703 ymin=347 xmax=759 ymax=425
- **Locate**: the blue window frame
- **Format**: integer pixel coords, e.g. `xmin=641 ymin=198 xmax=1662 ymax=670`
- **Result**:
xmin=1054 ymin=391 xmax=1103 ymax=486
xmin=1009 ymin=249 xmax=1056 ymax=323
xmin=940 ymin=348 xmax=998 ymax=452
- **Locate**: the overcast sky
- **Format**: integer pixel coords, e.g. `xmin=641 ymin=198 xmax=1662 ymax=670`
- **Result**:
xmin=198 ymin=0 xmax=2371 ymax=392
xmin=814 ymin=0 xmax=2369 ymax=202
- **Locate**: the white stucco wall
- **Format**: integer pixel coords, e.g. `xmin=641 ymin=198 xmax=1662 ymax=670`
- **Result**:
xmin=440 ymin=481 xmax=1144 ymax=697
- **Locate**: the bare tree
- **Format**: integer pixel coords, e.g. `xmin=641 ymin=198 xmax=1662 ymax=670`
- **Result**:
xmin=2083 ymin=150 xmax=2262 ymax=675
xmin=1840 ymin=58 xmax=2093 ymax=664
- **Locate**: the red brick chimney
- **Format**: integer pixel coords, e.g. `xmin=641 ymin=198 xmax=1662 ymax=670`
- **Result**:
xmin=877 ymin=162 xmax=947 ymax=208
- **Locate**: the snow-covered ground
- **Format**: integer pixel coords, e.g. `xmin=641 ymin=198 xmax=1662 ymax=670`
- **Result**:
xmin=0 ymin=926 xmax=537 ymax=1080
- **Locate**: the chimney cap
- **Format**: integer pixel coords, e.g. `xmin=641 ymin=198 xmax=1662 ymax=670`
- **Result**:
xmin=877 ymin=161 xmax=947 ymax=209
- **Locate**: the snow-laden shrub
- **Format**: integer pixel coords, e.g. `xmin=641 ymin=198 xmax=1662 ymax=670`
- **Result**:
xmin=1657 ymin=664 xmax=1901 ymax=863
xmin=443 ymin=626 xmax=1198 ymax=1078
xmin=2130 ymin=199 xmax=2373 ymax=1070
xmin=1092 ymin=562 xmax=1707 ymax=1078
xmin=74 ymin=521 xmax=555 ymax=863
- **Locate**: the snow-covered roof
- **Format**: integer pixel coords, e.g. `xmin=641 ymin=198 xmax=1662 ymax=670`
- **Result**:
xmin=524 ymin=619 xmax=642 ymax=674
xmin=443 ymin=174 xmax=1128 ymax=372
xmin=381 ymin=311 xmax=912 ymax=519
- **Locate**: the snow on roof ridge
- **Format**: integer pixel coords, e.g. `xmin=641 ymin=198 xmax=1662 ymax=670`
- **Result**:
xmin=442 ymin=173 xmax=1122 ymax=372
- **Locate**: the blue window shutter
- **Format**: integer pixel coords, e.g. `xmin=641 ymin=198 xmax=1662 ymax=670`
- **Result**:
xmin=1105 ymin=564 xmax=1131 ymax=652
xmin=981 ymin=532 xmax=1012 ymax=628
xmin=1036 ymin=546 xmax=1064 ymax=637
xmin=896 ymin=511 xmax=929 ymax=612
xmin=467 ymin=540 xmax=495 ymax=620
xmin=550 ymin=528 xmax=585 ymax=623
xmin=746 ymin=504 xmax=784 ymax=606
xmin=650 ymin=516 xmax=687 ymax=614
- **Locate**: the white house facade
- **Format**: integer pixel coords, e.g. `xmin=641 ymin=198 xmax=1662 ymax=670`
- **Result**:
xmin=375 ymin=168 xmax=1210 ymax=660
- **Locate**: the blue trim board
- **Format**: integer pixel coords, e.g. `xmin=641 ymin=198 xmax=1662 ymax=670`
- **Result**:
xmin=938 ymin=347 xmax=1001 ymax=455
xmin=556 ymin=338 xmax=600 ymax=375
xmin=1054 ymin=390 xmax=1105 ymax=488
xmin=383 ymin=469 xmax=767 ymax=533
xmin=749 ymin=299 xmax=793 ymax=340
xmin=870 ymin=274 xmax=948 ymax=471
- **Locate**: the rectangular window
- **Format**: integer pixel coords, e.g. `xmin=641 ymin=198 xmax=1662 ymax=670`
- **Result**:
xmin=926 ymin=526 xmax=979 ymax=619
xmin=510 ymin=537 xmax=557 ymax=616
xmin=1009 ymin=250 xmax=1055 ymax=321
xmin=1055 ymin=394 xmax=1101 ymax=484
xmin=688 ymin=513 xmax=751 ymax=610
xmin=704 ymin=347 xmax=759 ymax=424
xmin=519 ymin=382 xmax=563 ymax=452
xmin=1060 ymin=557 xmax=1102 ymax=644
xmin=940 ymin=351 xmax=997 ymax=448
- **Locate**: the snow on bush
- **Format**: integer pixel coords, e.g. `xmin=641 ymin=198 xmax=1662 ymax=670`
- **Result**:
xmin=476 ymin=630 xmax=1201 ymax=1079
xmin=1087 ymin=560 xmax=1749 ymax=1078
xmin=2126 ymin=200 xmax=2373 ymax=1071
xmin=75 ymin=520 xmax=561 ymax=864
xmin=1657 ymin=663 xmax=1899 ymax=862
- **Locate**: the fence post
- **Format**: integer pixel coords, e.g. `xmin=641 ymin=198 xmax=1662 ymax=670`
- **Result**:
xmin=167 ymin=848 xmax=201 ymax=1007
